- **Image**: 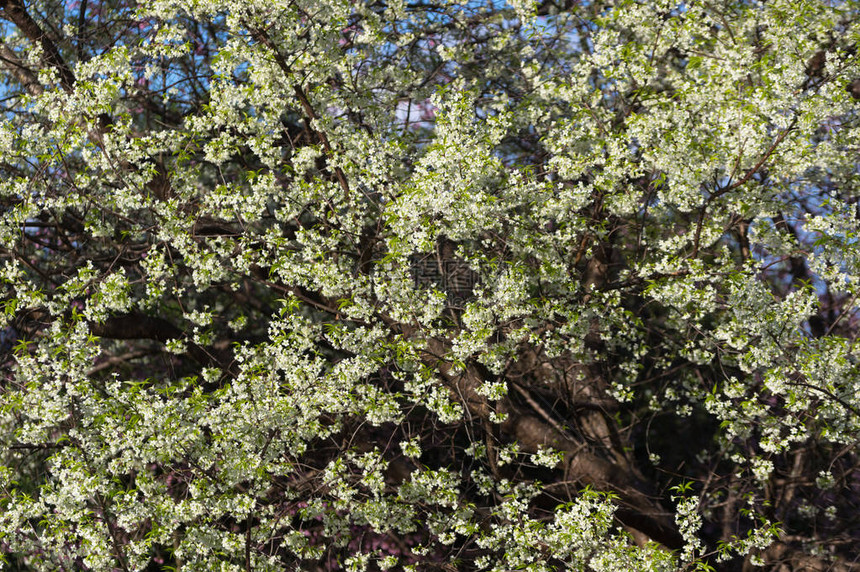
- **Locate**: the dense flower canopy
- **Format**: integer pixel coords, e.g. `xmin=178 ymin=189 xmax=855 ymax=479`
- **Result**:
xmin=1 ymin=0 xmax=860 ymax=570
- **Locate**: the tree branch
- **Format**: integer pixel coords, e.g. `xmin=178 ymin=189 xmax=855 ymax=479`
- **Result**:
xmin=248 ymin=25 xmax=351 ymax=197
xmin=88 ymin=313 xmax=235 ymax=377
xmin=0 ymin=0 xmax=76 ymax=92
xmin=692 ymin=119 xmax=796 ymax=258
xmin=420 ymin=334 xmax=683 ymax=549
xmin=0 ymin=41 xmax=43 ymax=95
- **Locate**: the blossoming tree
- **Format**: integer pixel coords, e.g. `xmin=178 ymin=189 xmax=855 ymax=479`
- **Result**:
xmin=1 ymin=0 xmax=859 ymax=569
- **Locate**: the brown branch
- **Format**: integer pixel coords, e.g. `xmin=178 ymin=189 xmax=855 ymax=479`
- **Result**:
xmin=505 ymin=412 xmax=683 ymax=548
xmin=88 ymin=313 xmax=235 ymax=376
xmin=245 ymin=514 xmax=252 ymax=572
xmin=76 ymin=0 xmax=88 ymax=63
xmin=86 ymin=349 xmax=152 ymax=376
xmin=419 ymin=333 xmax=682 ymax=548
xmin=535 ymin=0 xmax=579 ymax=15
xmin=249 ymin=25 xmax=351 ymax=197
xmin=88 ymin=314 xmax=184 ymax=342
xmin=753 ymin=541 xmax=860 ymax=572
xmin=692 ymin=119 xmax=796 ymax=258
xmin=0 ymin=41 xmax=43 ymax=95
xmin=788 ymin=378 xmax=860 ymax=419
xmin=771 ymin=211 xmax=813 ymax=289
xmin=0 ymin=0 xmax=75 ymax=92
xmin=255 ymin=269 xmax=681 ymax=547
xmin=510 ymin=380 xmax=576 ymax=442
xmin=9 ymin=442 xmax=68 ymax=450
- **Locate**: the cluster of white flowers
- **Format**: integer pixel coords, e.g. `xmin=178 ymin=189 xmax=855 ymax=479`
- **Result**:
xmin=1 ymin=0 xmax=859 ymax=569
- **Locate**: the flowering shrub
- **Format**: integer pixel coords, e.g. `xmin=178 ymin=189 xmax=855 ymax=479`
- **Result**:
xmin=1 ymin=0 xmax=859 ymax=570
